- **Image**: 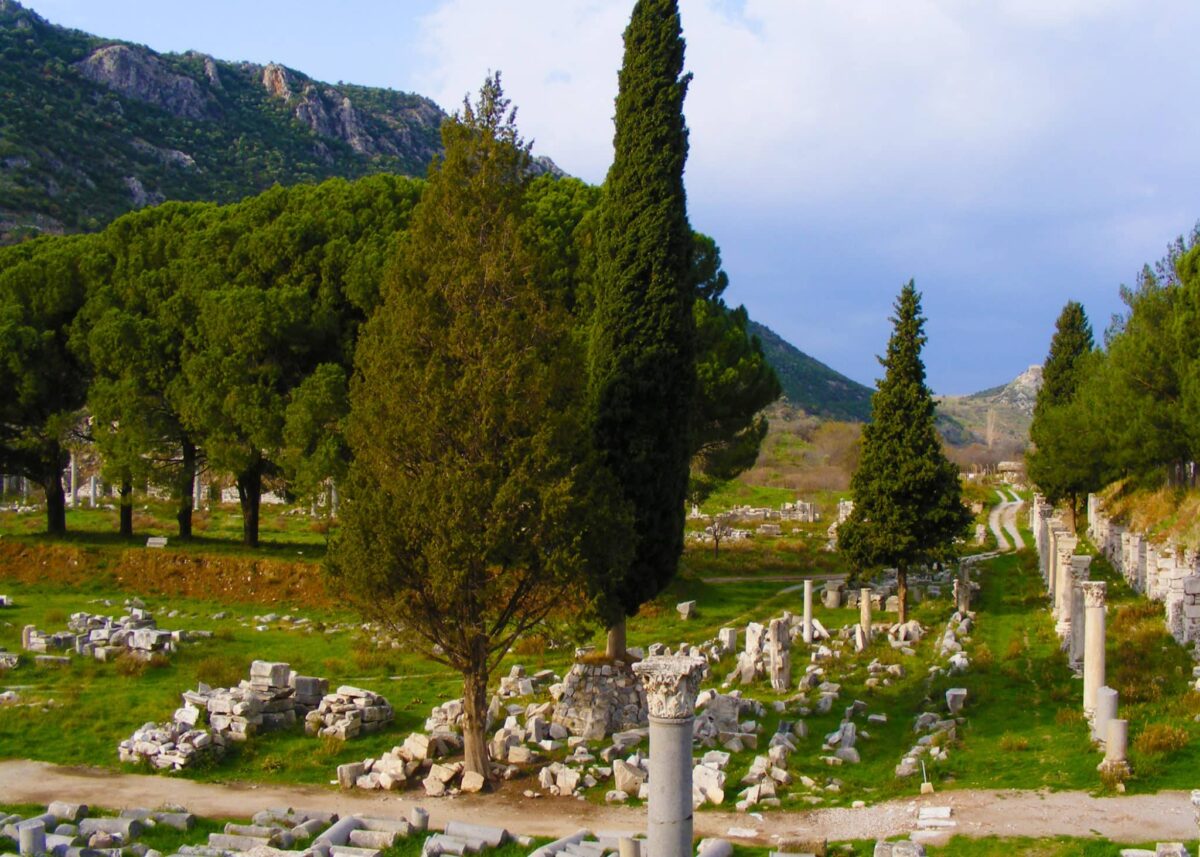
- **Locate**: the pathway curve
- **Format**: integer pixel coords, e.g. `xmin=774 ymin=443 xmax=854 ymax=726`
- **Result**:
xmin=988 ymin=490 xmax=1013 ymax=551
xmin=0 ymin=760 xmax=1194 ymax=844
xmin=1001 ymin=489 xmax=1026 ymax=550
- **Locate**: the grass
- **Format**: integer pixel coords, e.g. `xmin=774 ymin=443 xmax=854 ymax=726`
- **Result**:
xmin=3 ymin=485 xmax=1200 ymax=808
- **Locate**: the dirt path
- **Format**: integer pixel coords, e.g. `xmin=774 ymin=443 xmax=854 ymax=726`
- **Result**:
xmin=0 ymin=761 xmax=1195 ymax=843
xmin=988 ymin=490 xmax=1012 ymax=551
xmin=1001 ymin=489 xmax=1026 ymax=550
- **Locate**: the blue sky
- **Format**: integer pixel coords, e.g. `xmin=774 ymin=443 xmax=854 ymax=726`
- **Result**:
xmin=30 ymin=0 xmax=1200 ymax=394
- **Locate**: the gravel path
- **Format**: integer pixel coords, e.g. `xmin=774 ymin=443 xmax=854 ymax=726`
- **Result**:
xmin=988 ymin=490 xmax=1012 ymax=551
xmin=1001 ymin=489 xmax=1025 ymax=550
xmin=0 ymin=760 xmax=1194 ymax=843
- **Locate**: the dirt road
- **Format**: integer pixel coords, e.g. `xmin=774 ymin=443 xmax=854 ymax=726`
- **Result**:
xmin=988 ymin=490 xmax=1025 ymax=552
xmin=0 ymin=760 xmax=1194 ymax=843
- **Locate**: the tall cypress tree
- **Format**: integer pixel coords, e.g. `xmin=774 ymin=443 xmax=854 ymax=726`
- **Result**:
xmin=838 ymin=282 xmax=971 ymax=623
xmin=1028 ymin=300 xmax=1100 ymax=528
xmin=589 ymin=0 xmax=694 ymax=655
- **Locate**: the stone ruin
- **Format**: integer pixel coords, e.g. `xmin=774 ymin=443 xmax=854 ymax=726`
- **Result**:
xmin=180 ymin=660 xmax=328 ymax=741
xmin=1031 ymin=494 xmax=1130 ymax=777
xmin=118 ymin=720 xmax=226 ymax=770
xmin=304 ymin=684 xmax=394 ymax=740
xmin=21 ymin=602 xmax=210 ymax=663
xmin=551 ymin=660 xmax=647 ymax=740
xmin=1086 ymin=492 xmax=1200 ymax=648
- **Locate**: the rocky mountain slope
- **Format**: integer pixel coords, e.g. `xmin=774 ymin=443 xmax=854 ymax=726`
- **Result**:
xmin=936 ymin=365 xmax=1041 ymax=449
xmin=749 ymin=321 xmax=875 ymax=421
xmin=0 ymin=0 xmax=450 ymax=242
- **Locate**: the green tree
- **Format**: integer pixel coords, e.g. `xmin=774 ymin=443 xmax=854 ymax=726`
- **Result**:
xmin=838 ymin=282 xmax=971 ymax=623
xmin=1027 ymin=301 xmax=1100 ymax=528
xmin=1034 ymin=301 xmax=1094 ymax=418
xmin=688 ymin=240 xmax=781 ymax=505
xmin=329 ymin=75 xmax=630 ymax=778
xmin=588 ymin=0 xmax=695 ymax=657
xmin=0 ymin=236 xmax=99 ymax=534
xmin=74 ymin=202 xmax=212 ymax=539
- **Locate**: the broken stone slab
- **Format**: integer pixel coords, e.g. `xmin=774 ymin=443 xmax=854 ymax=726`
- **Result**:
xmin=78 ymin=817 xmax=143 ymax=839
xmin=47 ymin=803 xmax=88 ymax=824
xmin=945 ymin=688 xmax=967 ymax=715
xmin=329 ymin=846 xmax=382 ymax=857
xmin=677 ymin=601 xmax=697 ymax=620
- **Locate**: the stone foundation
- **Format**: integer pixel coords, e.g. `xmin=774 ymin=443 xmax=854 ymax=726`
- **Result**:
xmin=551 ymin=660 xmax=647 ymax=740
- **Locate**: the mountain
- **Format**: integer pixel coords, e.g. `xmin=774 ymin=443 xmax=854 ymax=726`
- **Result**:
xmin=0 ymin=1 xmax=453 ymax=243
xmin=935 ymin=365 xmax=1041 ymax=449
xmin=749 ymin=321 xmax=875 ymax=421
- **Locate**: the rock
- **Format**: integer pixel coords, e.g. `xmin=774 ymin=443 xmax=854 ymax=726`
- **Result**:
xmin=75 ymin=45 xmax=217 ymax=120
xmin=613 ymin=759 xmax=646 ymax=795
xmin=945 ymin=688 xmax=968 ymax=715
xmin=460 ymin=771 xmax=486 ymax=793
xmin=677 ymin=601 xmax=697 ymax=620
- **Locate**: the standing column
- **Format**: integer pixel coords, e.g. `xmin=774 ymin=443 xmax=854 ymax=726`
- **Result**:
xmin=633 ymin=656 xmax=706 ymax=857
xmin=89 ymin=475 xmax=97 ymax=508
xmin=1055 ymin=536 xmax=1078 ymax=623
xmin=1081 ymin=581 xmax=1107 ymax=718
xmin=802 ymin=580 xmax=813 ymax=644
xmin=68 ymin=452 xmax=78 ymax=508
xmin=1098 ymin=718 xmax=1129 ymax=778
xmin=193 ymin=472 xmax=204 ymax=511
xmin=859 ymin=588 xmax=872 ymax=639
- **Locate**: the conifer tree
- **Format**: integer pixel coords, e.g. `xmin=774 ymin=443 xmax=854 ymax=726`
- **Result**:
xmin=1027 ymin=300 xmax=1101 ymax=528
xmin=589 ymin=0 xmax=695 ymax=656
xmin=1033 ymin=301 xmax=1094 ymax=419
xmin=838 ymin=282 xmax=970 ymax=623
xmin=329 ymin=75 xmax=630 ymax=778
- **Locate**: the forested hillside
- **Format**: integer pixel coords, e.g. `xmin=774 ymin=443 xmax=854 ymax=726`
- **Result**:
xmin=0 ymin=0 xmax=446 ymax=242
xmin=749 ymin=320 xmax=873 ymax=421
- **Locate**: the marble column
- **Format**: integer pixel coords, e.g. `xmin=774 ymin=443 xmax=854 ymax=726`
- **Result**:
xmin=18 ymin=819 xmax=45 ymax=857
xmin=1054 ymin=536 xmax=1078 ymax=625
xmin=633 ymin=656 xmax=707 ymax=857
xmin=193 ymin=472 xmax=204 ymax=510
xmin=766 ymin=617 xmax=790 ymax=692
xmin=1082 ymin=581 xmax=1107 ymax=717
xmin=802 ymin=580 xmax=813 ymax=645
xmin=859 ymin=588 xmax=872 ymax=640
xmin=68 ymin=452 xmax=78 ymax=508
xmin=88 ymin=475 xmax=97 ymax=508
xmin=1093 ymin=686 xmax=1118 ymax=743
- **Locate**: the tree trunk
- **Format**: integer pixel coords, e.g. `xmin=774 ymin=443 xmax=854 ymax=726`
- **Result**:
xmin=1068 ymin=493 xmax=1078 ymax=534
xmin=177 ymin=439 xmax=196 ymax=540
xmin=897 ymin=565 xmax=908 ymax=625
xmin=43 ymin=470 xmax=66 ymax=535
xmin=606 ymin=616 xmax=627 ymax=661
xmin=119 ymin=478 xmax=133 ymax=538
xmin=461 ymin=660 xmax=491 ymax=779
xmin=236 ymin=459 xmax=262 ymax=548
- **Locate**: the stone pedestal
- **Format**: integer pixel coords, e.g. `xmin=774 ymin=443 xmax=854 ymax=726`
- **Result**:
xmin=802 ymin=580 xmax=813 ymax=645
xmin=1082 ymin=581 xmax=1107 ymax=717
xmin=859 ymin=588 xmax=872 ymax=640
xmin=1098 ymin=718 xmax=1129 ymax=777
xmin=633 ymin=656 xmax=707 ymax=857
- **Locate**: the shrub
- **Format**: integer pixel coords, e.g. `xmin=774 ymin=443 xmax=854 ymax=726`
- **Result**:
xmin=1054 ymin=707 xmax=1085 ymax=727
xmin=43 ymin=608 xmax=67 ymax=625
xmin=309 ymin=519 xmax=332 ymax=535
xmin=1134 ymin=723 xmax=1189 ymax=756
xmin=195 ymin=654 xmax=245 ymax=688
xmin=114 ymin=651 xmax=148 ymax=677
xmin=1004 ymin=637 xmax=1024 ymax=661
xmin=1098 ymin=763 xmax=1129 ymax=791
xmin=999 ymin=733 xmax=1030 ymax=752
xmin=972 ymin=643 xmax=994 ymax=672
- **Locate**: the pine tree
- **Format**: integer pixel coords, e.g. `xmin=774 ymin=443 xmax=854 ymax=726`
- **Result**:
xmin=588 ymin=0 xmax=695 ymax=656
xmin=1033 ymin=301 xmax=1094 ymax=419
xmin=329 ymin=75 xmax=630 ymax=778
xmin=838 ymin=282 xmax=971 ymax=623
xmin=1027 ymin=301 xmax=1102 ymax=528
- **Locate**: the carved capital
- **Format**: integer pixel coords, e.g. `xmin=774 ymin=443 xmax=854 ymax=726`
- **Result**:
xmin=633 ymin=655 xmax=707 ymax=721
xmin=1081 ymin=580 xmax=1107 ymax=608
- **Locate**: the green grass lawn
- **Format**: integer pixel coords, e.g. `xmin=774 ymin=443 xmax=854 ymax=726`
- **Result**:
xmin=2 ymin=494 xmax=1198 ymax=810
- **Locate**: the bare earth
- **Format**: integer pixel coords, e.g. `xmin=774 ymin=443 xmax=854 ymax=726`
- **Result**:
xmin=988 ymin=490 xmax=1025 ymax=552
xmin=0 ymin=760 xmax=1193 ymax=843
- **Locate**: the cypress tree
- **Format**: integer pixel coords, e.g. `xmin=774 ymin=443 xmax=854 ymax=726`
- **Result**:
xmin=589 ymin=0 xmax=695 ymax=656
xmin=838 ymin=282 xmax=971 ymax=623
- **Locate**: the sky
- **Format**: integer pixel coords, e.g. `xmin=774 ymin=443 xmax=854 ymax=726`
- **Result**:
xmin=28 ymin=0 xmax=1200 ymax=394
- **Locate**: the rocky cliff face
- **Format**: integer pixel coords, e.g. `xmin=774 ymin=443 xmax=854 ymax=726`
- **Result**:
xmin=0 ymin=0 xmax=449 ymax=243
xmin=76 ymin=44 xmax=219 ymax=121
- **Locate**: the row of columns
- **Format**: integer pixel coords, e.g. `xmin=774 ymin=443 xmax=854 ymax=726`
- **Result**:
xmin=1030 ymin=494 xmax=1128 ymax=778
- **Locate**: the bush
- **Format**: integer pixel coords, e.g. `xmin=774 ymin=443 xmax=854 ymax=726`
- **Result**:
xmin=999 ymin=733 xmax=1030 ymax=751
xmin=1134 ymin=723 xmax=1189 ymax=756
xmin=114 ymin=651 xmax=167 ymax=677
xmin=973 ymin=643 xmax=994 ymax=672
xmin=195 ymin=654 xmax=245 ymax=688
xmin=1003 ymin=637 xmax=1025 ymax=661
xmin=43 ymin=608 xmax=67 ymax=625
xmin=1055 ymin=707 xmax=1085 ymax=726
